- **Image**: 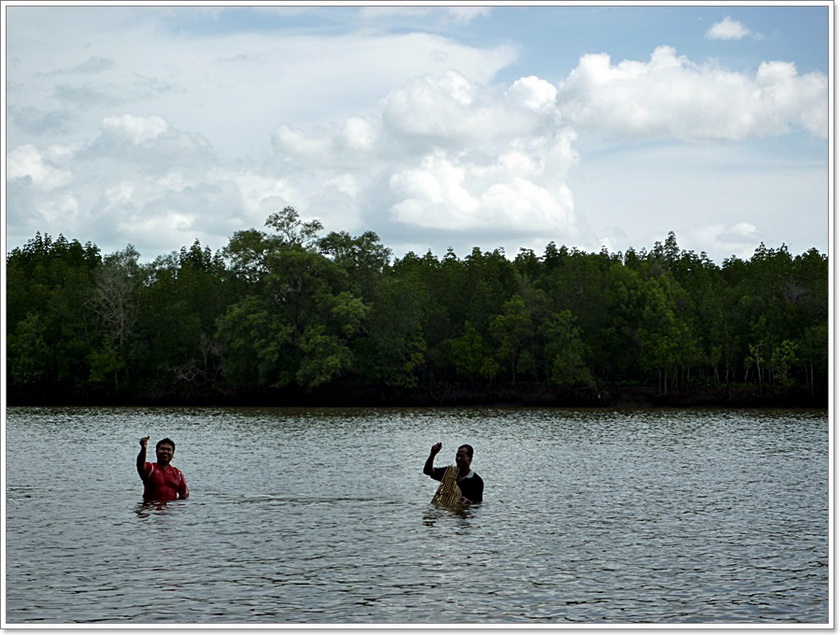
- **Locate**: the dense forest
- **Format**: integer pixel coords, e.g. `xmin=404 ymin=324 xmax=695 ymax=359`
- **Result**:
xmin=6 ymin=207 xmax=829 ymax=407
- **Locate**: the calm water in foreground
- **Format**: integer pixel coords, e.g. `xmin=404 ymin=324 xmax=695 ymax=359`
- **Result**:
xmin=4 ymin=406 xmax=829 ymax=625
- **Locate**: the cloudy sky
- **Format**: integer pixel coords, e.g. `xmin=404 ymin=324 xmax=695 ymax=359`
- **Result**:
xmin=3 ymin=2 xmax=831 ymax=265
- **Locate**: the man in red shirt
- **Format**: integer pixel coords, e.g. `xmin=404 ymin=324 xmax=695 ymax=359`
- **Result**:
xmin=136 ymin=436 xmax=189 ymax=502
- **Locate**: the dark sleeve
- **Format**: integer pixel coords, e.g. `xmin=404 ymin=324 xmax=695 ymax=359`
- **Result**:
xmin=460 ymin=474 xmax=484 ymax=503
xmin=428 ymin=466 xmax=447 ymax=482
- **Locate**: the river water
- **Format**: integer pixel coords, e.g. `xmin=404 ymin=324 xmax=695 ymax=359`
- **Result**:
xmin=4 ymin=406 xmax=829 ymax=625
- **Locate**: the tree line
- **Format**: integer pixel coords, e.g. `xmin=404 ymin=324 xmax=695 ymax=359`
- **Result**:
xmin=6 ymin=207 xmax=829 ymax=407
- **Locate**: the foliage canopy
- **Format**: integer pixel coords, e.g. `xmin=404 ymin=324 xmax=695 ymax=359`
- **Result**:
xmin=6 ymin=213 xmax=829 ymax=406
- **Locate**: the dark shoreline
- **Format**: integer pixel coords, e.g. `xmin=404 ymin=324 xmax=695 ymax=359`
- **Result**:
xmin=6 ymin=383 xmax=828 ymax=410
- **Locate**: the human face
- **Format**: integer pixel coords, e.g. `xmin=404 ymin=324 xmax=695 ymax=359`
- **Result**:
xmin=455 ymin=446 xmax=472 ymax=473
xmin=156 ymin=443 xmax=175 ymax=466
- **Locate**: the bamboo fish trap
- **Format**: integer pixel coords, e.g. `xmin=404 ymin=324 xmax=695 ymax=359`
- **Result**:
xmin=431 ymin=465 xmax=463 ymax=506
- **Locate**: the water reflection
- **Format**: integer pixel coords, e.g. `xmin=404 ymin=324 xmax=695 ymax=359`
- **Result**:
xmin=422 ymin=502 xmax=477 ymax=524
xmin=133 ymin=500 xmax=171 ymax=518
xmin=133 ymin=499 xmax=190 ymax=521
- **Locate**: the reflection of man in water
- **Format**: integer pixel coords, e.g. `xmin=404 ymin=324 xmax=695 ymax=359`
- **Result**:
xmin=136 ymin=437 xmax=189 ymax=502
xmin=424 ymin=442 xmax=484 ymax=504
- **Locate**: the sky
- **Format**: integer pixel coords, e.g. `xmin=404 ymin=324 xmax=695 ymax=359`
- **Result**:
xmin=2 ymin=1 xmax=832 ymax=265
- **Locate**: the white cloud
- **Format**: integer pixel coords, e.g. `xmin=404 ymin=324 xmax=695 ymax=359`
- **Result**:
xmin=382 ymin=70 xmax=560 ymax=151
xmin=85 ymin=114 xmax=215 ymax=171
xmin=359 ymin=6 xmax=490 ymax=25
xmin=102 ymin=171 xmax=192 ymax=212
xmin=388 ymin=133 xmax=577 ymax=235
xmin=685 ymin=222 xmax=764 ymax=260
xmin=103 ymin=180 xmax=136 ymax=207
xmin=556 ymin=46 xmax=828 ymax=140
xmin=101 ymin=114 xmax=168 ymax=145
xmin=338 ymin=117 xmax=377 ymax=154
xmin=755 ymin=61 xmax=827 ymax=139
xmin=444 ymin=7 xmax=491 ymax=25
xmin=7 ymin=144 xmax=75 ymax=190
xmin=266 ymin=70 xmax=579 ymax=240
xmin=506 ymin=76 xmax=558 ymax=112
xmin=706 ymin=17 xmax=752 ymax=40
xmin=382 ymin=71 xmax=496 ymax=146
xmin=4 ymin=9 xmax=827 ymax=263
xmin=217 ymin=169 xmax=298 ymax=221
xmin=272 ymin=125 xmax=334 ymax=165
xmin=115 ymin=210 xmax=200 ymax=250
xmin=41 ymin=55 xmax=114 ymax=77
xmin=39 ymin=192 xmax=80 ymax=226
xmin=7 ymin=11 xmax=518 ymax=160
xmin=271 ymin=117 xmax=379 ymax=169
xmin=89 ymin=172 xmax=249 ymax=257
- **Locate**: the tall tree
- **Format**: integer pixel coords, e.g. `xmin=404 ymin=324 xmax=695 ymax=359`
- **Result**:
xmin=7 ymin=233 xmax=101 ymax=396
xmin=541 ymin=310 xmax=592 ymax=387
xmin=489 ymin=295 xmax=533 ymax=384
xmin=89 ymin=246 xmax=143 ymax=392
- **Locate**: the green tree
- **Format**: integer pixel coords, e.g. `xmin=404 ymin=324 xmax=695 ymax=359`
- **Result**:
xmin=448 ymin=321 xmax=500 ymax=381
xmin=489 ymin=295 xmax=533 ymax=384
xmin=89 ymin=245 xmax=143 ymax=392
xmin=296 ymin=324 xmax=354 ymax=388
xmin=541 ymin=310 xmax=592 ymax=387
xmin=354 ymin=275 xmax=427 ymax=387
xmin=799 ymin=324 xmax=828 ymax=396
xmin=216 ymin=294 xmax=295 ymax=387
xmin=598 ymin=262 xmax=646 ymax=381
xmin=265 ymin=205 xmax=324 ymax=249
xmin=638 ymin=275 xmax=699 ymax=394
xmin=6 ymin=221 xmax=828 ymax=405
xmin=7 ymin=313 xmax=49 ymax=388
xmin=217 ymin=210 xmax=369 ymax=390
xmin=136 ymin=240 xmax=231 ymax=394
xmin=6 ymin=233 xmax=101 ymax=396
xmin=318 ymin=230 xmax=392 ymax=297
xmin=769 ymin=339 xmax=798 ymax=386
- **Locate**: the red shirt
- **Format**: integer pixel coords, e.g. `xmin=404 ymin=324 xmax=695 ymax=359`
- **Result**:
xmin=140 ymin=462 xmax=189 ymax=501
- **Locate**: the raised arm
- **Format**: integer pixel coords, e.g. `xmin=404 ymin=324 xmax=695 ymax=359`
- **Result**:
xmin=423 ymin=442 xmax=442 ymax=475
xmin=137 ymin=436 xmax=150 ymax=480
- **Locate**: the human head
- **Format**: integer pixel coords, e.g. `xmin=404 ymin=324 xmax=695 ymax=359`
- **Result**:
xmin=155 ymin=438 xmax=176 ymax=465
xmin=455 ymin=444 xmax=473 ymax=471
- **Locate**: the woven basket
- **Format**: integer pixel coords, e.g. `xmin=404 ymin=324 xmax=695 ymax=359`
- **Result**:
xmin=431 ymin=465 xmax=463 ymax=506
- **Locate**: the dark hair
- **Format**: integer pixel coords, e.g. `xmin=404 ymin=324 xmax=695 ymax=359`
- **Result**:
xmin=156 ymin=438 xmax=176 ymax=451
xmin=458 ymin=444 xmax=474 ymax=458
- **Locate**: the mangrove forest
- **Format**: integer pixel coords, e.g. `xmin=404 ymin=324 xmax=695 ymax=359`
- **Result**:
xmin=5 ymin=207 xmax=829 ymax=407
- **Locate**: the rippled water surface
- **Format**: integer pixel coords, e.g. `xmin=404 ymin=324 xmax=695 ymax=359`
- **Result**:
xmin=5 ymin=406 xmax=829 ymax=625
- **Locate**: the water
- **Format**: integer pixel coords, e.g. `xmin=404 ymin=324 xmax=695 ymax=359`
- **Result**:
xmin=4 ymin=406 xmax=829 ymax=625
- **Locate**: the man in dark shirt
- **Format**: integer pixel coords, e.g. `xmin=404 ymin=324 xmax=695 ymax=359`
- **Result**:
xmin=424 ymin=442 xmax=484 ymax=504
xmin=136 ymin=436 xmax=189 ymax=502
